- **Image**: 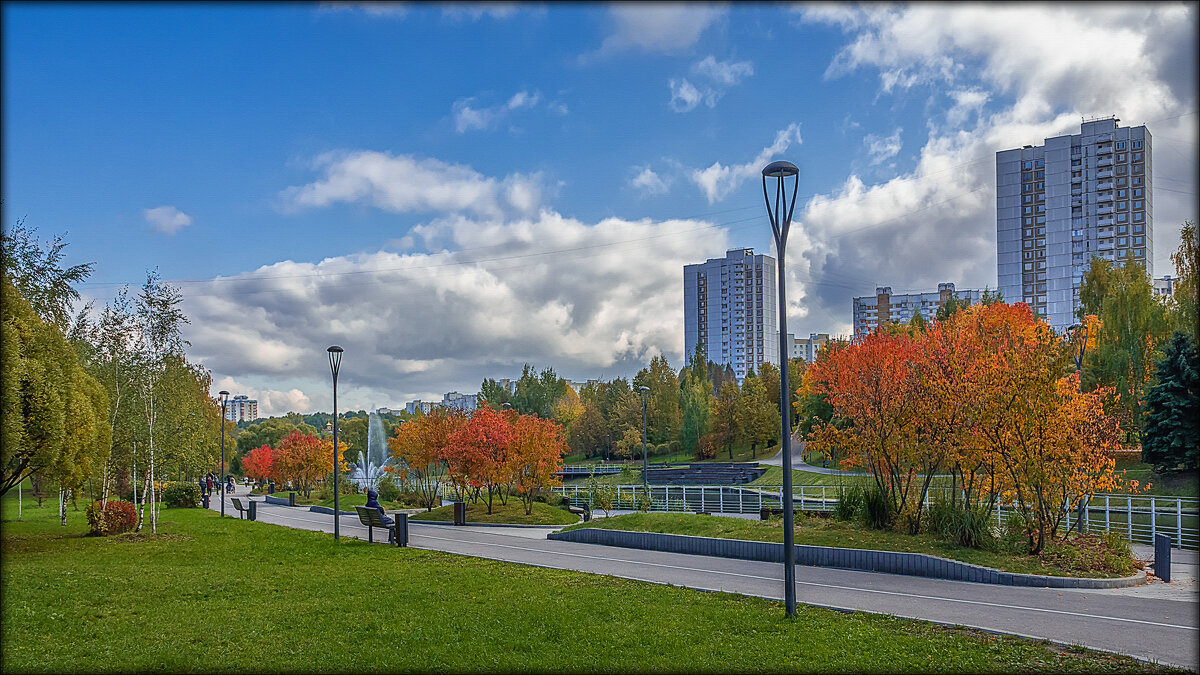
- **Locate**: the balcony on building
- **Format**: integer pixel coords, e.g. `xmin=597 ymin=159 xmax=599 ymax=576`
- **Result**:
xmin=1097 ymin=205 xmax=1114 ymax=215
xmin=1097 ymin=157 xmax=1113 ymax=168
xmin=1097 ymin=168 xmax=1113 ymax=179
xmin=1098 ymin=192 xmax=1113 ymax=203
xmin=1097 ymin=180 xmax=1114 ymax=190
xmin=1097 ymin=143 xmax=1113 ymax=154
xmin=1098 ymin=216 xmax=1115 ymax=227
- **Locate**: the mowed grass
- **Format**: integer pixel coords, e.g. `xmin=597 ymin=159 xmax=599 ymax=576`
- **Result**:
xmin=562 ymin=513 xmax=1137 ymax=579
xmin=410 ymin=499 xmax=579 ymax=525
xmin=1 ymin=499 xmax=1179 ymax=674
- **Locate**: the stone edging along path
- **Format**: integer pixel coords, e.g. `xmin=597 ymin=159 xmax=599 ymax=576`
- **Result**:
xmin=548 ymin=528 xmax=1147 ymax=589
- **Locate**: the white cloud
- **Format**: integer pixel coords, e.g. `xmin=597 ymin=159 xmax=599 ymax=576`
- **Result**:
xmin=630 ymin=166 xmax=670 ymax=196
xmin=213 ymin=376 xmax=313 ymax=418
xmin=143 ymin=206 xmax=193 ymax=235
xmin=668 ymin=55 xmax=754 ymax=113
xmin=692 ymin=55 xmax=753 ymax=86
xmin=690 ymin=123 xmax=803 ymax=204
xmin=452 ymin=89 xmax=545 ymax=133
xmin=184 ymin=207 xmax=731 ymax=415
xmin=584 ymin=4 xmax=726 ymax=61
xmin=863 ymin=127 xmax=903 ymax=165
xmin=440 ymin=3 xmax=521 ymax=21
xmin=788 ymin=4 xmax=1196 ymax=336
xmin=668 ymin=78 xmax=706 ymax=112
xmin=279 ymin=150 xmax=544 ymax=219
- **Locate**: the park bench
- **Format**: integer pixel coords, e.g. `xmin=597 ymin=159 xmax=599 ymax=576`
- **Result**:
xmin=563 ymin=502 xmax=590 ymax=522
xmin=355 ymin=505 xmax=396 ymax=545
xmin=231 ymin=498 xmax=250 ymax=520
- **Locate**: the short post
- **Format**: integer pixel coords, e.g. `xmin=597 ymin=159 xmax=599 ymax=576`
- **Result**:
xmin=1154 ymin=533 xmax=1172 ymax=583
xmin=394 ymin=513 xmax=408 ymax=547
xmin=248 ymin=500 xmax=257 ymax=522
xmin=453 ymin=501 xmax=466 ymax=526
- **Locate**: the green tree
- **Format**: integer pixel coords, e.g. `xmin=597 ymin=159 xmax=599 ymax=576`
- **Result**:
xmin=633 ymin=355 xmax=681 ymax=445
xmin=1170 ymin=220 xmax=1197 ymax=348
xmin=1142 ymin=332 xmax=1199 ymax=473
xmin=738 ymin=375 xmax=779 ymax=457
xmin=1 ymin=217 xmax=95 ymax=330
xmin=1079 ymin=258 xmax=1172 ymax=434
xmin=679 ymin=348 xmax=713 ymax=455
xmin=479 ymin=378 xmax=511 ymax=410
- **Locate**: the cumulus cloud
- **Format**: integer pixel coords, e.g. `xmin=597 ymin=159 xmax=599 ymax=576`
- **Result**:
xmin=630 ymin=166 xmax=670 ymax=196
xmin=584 ymin=4 xmax=726 ymax=61
xmin=144 ymin=206 xmax=193 ymax=235
xmin=690 ymin=123 xmax=803 ymax=204
xmin=668 ymin=78 xmax=707 ymax=112
xmin=863 ymin=127 xmax=903 ymax=165
xmin=452 ymin=89 xmax=545 ymax=133
xmin=184 ymin=209 xmax=730 ymax=414
xmin=279 ymin=150 xmax=544 ymax=219
xmin=788 ymin=4 xmax=1197 ymax=337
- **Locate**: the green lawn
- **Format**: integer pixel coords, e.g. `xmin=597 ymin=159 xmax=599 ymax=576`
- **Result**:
xmin=2 ymin=498 xmax=1177 ymax=673
xmin=410 ymin=499 xmax=580 ymax=525
xmin=561 ymin=513 xmax=1140 ymax=578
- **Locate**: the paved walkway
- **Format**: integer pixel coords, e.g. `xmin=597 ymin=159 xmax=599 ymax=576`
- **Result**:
xmin=204 ymin=486 xmax=1198 ymax=670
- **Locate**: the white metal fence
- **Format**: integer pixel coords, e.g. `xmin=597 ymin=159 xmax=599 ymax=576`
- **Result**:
xmin=549 ymin=484 xmax=1198 ymax=551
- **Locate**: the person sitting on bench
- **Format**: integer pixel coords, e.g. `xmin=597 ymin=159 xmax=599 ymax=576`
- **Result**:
xmin=364 ymin=489 xmax=393 ymax=526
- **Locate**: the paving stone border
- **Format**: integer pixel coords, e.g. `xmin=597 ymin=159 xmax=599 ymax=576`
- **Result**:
xmin=548 ymin=528 xmax=1146 ymax=589
xmin=308 ymin=505 xmax=356 ymax=516
xmin=262 ymin=495 xmax=290 ymax=506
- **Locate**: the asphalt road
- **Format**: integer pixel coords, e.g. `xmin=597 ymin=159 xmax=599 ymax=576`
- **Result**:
xmin=208 ymin=489 xmax=1199 ymax=670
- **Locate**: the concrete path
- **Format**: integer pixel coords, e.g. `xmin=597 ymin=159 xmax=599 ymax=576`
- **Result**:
xmin=205 ymin=487 xmax=1199 ymax=671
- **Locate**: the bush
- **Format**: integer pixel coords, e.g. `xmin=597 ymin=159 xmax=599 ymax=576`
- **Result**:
xmin=376 ymin=477 xmax=401 ymax=503
xmin=833 ymin=484 xmax=863 ymax=522
xmin=860 ymin=483 xmax=892 ymax=530
xmin=85 ymin=500 xmax=138 ymax=536
xmin=635 ymin=491 xmax=653 ymax=512
xmin=926 ymin=497 xmax=997 ymax=550
xmin=162 ymin=482 xmax=201 ymax=508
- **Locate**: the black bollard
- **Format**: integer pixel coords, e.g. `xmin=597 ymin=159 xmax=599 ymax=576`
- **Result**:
xmin=248 ymin=500 xmax=257 ymax=521
xmin=1155 ymin=533 xmax=1172 ymax=583
xmin=453 ymin=501 xmax=466 ymax=526
xmin=394 ymin=513 xmax=408 ymax=547
xmin=289 ymin=492 xmax=296 ymax=507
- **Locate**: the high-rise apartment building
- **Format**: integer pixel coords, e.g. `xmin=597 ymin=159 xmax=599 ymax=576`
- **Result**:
xmin=224 ymin=395 xmax=258 ymax=423
xmin=852 ymin=283 xmax=982 ymax=338
xmin=684 ymin=248 xmax=778 ymax=381
xmin=997 ymin=117 xmax=1152 ymax=330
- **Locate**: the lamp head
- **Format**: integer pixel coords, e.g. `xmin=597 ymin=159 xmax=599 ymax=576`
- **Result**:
xmin=327 ymin=345 xmax=343 ymax=354
xmin=762 ymin=160 xmax=799 ymax=178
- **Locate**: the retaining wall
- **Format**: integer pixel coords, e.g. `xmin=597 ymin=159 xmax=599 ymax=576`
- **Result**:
xmin=548 ymin=528 xmax=1145 ymax=589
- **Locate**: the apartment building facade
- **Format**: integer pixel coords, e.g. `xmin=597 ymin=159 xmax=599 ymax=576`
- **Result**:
xmin=788 ymin=332 xmax=831 ymax=363
xmin=852 ymin=283 xmax=982 ymax=338
xmin=224 ymin=395 xmax=258 ymax=423
xmin=684 ymin=248 xmax=779 ymax=381
xmin=997 ymin=117 xmax=1152 ymax=330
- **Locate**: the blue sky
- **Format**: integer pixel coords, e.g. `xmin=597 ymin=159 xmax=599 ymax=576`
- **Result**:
xmin=4 ymin=3 xmax=1197 ymax=415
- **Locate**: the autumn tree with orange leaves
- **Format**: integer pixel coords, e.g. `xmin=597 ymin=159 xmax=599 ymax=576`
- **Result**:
xmin=241 ymin=444 xmax=278 ymax=484
xmin=445 ymin=406 xmax=515 ymax=514
xmin=807 ymin=301 xmax=1134 ymax=551
xmin=388 ymin=407 xmax=465 ymax=510
xmin=508 ymin=412 xmax=568 ymax=515
xmin=274 ymin=430 xmax=347 ymax=497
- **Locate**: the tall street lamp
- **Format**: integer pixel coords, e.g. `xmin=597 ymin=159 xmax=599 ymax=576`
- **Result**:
xmin=328 ymin=346 xmax=344 ymax=541
xmin=762 ymin=159 xmax=799 ymax=617
xmin=218 ymin=390 xmax=230 ymax=518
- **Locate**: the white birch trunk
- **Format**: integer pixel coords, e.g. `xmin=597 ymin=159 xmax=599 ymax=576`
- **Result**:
xmin=17 ymin=480 xmax=21 ymax=521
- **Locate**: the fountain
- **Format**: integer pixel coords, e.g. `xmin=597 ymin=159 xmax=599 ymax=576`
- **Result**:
xmin=347 ymin=410 xmax=398 ymax=491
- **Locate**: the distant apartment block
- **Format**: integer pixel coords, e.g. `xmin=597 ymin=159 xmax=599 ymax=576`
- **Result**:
xmin=1154 ymin=275 xmax=1179 ymax=300
xmin=789 ymin=332 xmax=831 ymax=363
xmin=441 ymin=391 xmax=478 ymax=412
xmin=224 ymin=395 xmax=258 ymax=423
xmin=684 ymin=248 xmax=779 ymax=381
xmin=997 ymin=117 xmax=1152 ymax=330
xmin=403 ymin=392 xmax=479 ymax=416
xmin=852 ymin=283 xmax=982 ymax=338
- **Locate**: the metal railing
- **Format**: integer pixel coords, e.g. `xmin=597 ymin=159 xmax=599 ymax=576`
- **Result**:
xmin=549 ymin=484 xmax=1198 ymax=550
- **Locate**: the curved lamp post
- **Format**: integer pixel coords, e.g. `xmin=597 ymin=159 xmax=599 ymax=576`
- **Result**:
xmin=328 ymin=346 xmax=344 ymax=541
xmin=639 ymin=385 xmax=650 ymax=492
xmin=218 ymin=390 xmax=230 ymax=518
xmin=762 ymin=159 xmax=799 ymax=617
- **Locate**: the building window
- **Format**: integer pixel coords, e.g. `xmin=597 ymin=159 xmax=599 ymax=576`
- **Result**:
xmin=1134 ymin=213 xmax=1144 ymax=222
xmin=1024 ymin=195 xmax=1032 ymax=203
xmin=1133 ymin=188 xmax=1143 ymax=197
xmin=1133 ymin=200 xmax=1143 ymax=209
xmin=1133 ymin=176 xmax=1142 ymax=185
xmin=1132 ymin=140 xmax=1142 ymax=150
xmin=1023 ymin=172 xmax=1032 ymax=181
xmin=1024 ymin=263 xmax=1033 ymax=271
xmin=1117 ymin=213 xmax=1127 ymax=222
xmin=1135 ymin=248 xmax=1145 ymax=257
xmin=1116 ymin=141 xmax=1126 ymax=150
xmin=1117 ymin=201 xmax=1127 ymax=209
xmin=1023 ymin=161 xmax=1032 ymax=169
xmin=1035 ymin=159 xmax=1044 ymax=168
xmin=1134 ymin=236 xmax=1144 ymax=245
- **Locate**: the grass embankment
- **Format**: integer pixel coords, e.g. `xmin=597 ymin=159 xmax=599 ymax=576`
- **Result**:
xmin=564 ymin=440 xmax=770 ymax=467
xmin=561 ymin=513 xmax=1139 ymax=579
xmin=1 ymin=499 xmax=1176 ymax=673
xmin=410 ymin=499 xmax=580 ymax=525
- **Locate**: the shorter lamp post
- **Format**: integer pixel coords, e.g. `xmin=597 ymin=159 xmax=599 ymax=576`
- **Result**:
xmin=328 ymin=346 xmax=343 ymax=541
xmin=639 ymin=386 xmax=650 ymax=492
xmin=218 ymin=390 xmax=230 ymax=517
